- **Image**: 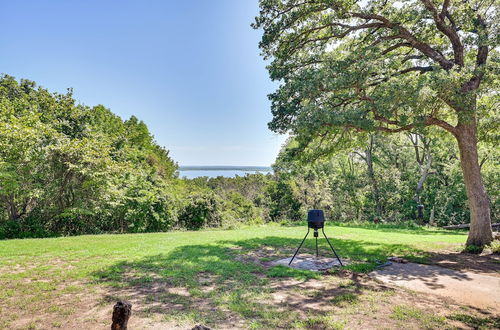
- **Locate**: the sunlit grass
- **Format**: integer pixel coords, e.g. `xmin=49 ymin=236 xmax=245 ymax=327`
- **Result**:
xmin=0 ymin=223 xmax=467 ymax=328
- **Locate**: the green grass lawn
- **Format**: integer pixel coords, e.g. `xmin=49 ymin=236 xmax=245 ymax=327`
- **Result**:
xmin=0 ymin=223 xmax=481 ymax=329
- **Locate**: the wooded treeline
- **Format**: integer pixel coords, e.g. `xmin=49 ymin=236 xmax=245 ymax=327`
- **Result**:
xmin=0 ymin=75 xmax=497 ymax=239
xmin=271 ymin=132 xmax=498 ymax=226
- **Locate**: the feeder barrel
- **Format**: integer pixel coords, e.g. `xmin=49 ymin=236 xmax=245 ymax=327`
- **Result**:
xmin=307 ymin=209 xmax=325 ymax=229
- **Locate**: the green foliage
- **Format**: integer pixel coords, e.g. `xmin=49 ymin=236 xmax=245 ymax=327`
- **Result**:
xmin=254 ymin=0 xmax=498 ymax=136
xmin=1 ymin=73 xmax=496 ymax=238
xmin=448 ymin=313 xmax=500 ymax=329
xmin=489 ymin=240 xmax=500 ymax=254
xmin=0 ymin=75 xmax=178 ymax=238
xmin=1 ymin=74 xmax=497 ymax=239
xmin=271 ymin=128 xmax=498 ymax=226
xmin=178 ymin=192 xmax=222 ymax=230
xmin=265 ymin=174 xmax=303 ymax=221
xmin=463 ymin=244 xmax=484 ymax=254
xmin=183 ymin=173 xmax=273 ymax=228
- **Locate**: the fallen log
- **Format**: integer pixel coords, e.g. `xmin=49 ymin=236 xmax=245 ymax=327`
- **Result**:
xmin=442 ymin=223 xmax=500 ymax=230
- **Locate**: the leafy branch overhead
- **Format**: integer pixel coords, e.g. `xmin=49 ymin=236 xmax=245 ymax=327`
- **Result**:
xmin=254 ymin=0 xmax=499 ymax=136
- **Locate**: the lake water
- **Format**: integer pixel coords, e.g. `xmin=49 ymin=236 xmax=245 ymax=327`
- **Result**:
xmin=179 ymin=169 xmax=272 ymax=179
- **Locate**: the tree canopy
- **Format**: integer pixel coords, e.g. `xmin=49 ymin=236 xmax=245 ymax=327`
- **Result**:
xmin=255 ymin=0 xmax=498 ymax=135
xmin=255 ymin=0 xmax=499 ymax=247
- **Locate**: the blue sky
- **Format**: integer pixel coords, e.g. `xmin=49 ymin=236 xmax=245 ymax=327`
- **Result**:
xmin=0 ymin=0 xmax=286 ymax=166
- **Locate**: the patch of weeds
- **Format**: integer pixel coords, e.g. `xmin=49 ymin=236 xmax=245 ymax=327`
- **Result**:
xmin=32 ymin=281 xmax=57 ymax=291
xmin=489 ymin=240 xmax=500 ymax=254
xmin=448 ymin=313 xmax=500 ymax=329
xmin=228 ymin=297 xmax=264 ymax=318
xmin=26 ymin=321 xmax=37 ymax=329
xmin=164 ymin=301 xmax=227 ymax=325
xmin=296 ymin=315 xmax=346 ymax=330
xmin=259 ymin=257 xmax=274 ymax=262
xmin=338 ymin=279 xmax=356 ymax=289
xmin=47 ymin=305 xmax=74 ymax=316
xmin=61 ymin=284 xmax=83 ymax=293
xmin=391 ymin=305 xmax=445 ymax=329
xmin=129 ymin=275 xmax=155 ymax=286
xmin=158 ymin=292 xmax=190 ymax=305
xmin=225 ymin=290 xmax=298 ymax=328
xmin=343 ymin=262 xmax=377 ymax=273
xmin=47 ymin=305 xmax=63 ymax=313
xmin=266 ymin=265 xmax=320 ymax=280
xmin=189 ymin=287 xmax=211 ymax=298
xmin=381 ymin=288 xmax=396 ymax=298
xmin=0 ymin=287 xmax=15 ymax=299
xmin=404 ymin=253 xmax=430 ymax=264
xmin=331 ymin=293 xmax=358 ymax=306
xmin=51 ymin=320 xmax=62 ymax=328
xmin=463 ymin=244 xmax=483 ymax=254
xmin=306 ymin=289 xmax=324 ymax=299
xmin=248 ymin=320 xmax=264 ymax=329
xmin=391 ymin=305 xmax=423 ymax=320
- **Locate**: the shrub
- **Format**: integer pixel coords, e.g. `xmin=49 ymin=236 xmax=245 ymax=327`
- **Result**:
xmin=178 ymin=193 xmax=222 ymax=230
xmin=489 ymin=240 xmax=500 ymax=254
xmin=463 ymin=244 xmax=483 ymax=254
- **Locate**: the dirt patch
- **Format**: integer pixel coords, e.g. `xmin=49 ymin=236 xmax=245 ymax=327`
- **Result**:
xmin=427 ymin=250 xmax=500 ymax=277
xmin=2 ymin=268 xmax=498 ymax=329
xmin=262 ymin=270 xmax=498 ymax=329
xmin=231 ymin=246 xmax=289 ymax=266
xmin=271 ymin=255 xmax=343 ymax=271
xmin=371 ymin=262 xmax=500 ymax=314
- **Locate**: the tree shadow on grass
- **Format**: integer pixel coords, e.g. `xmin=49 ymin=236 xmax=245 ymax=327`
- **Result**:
xmin=91 ymin=235 xmax=481 ymax=328
xmin=94 ymin=243 xmax=269 ymax=327
xmin=221 ymin=235 xmax=429 ymax=266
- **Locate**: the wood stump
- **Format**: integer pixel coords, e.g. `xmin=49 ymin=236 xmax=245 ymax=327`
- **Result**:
xmin=192 ymin=325 xmax=211 ymax=330
xmin=111 ymin=301 xmax=132 ymax=330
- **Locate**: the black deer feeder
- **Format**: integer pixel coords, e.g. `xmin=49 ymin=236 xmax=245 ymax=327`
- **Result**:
xmin=289 ymin=209 xmax=343 ymax=266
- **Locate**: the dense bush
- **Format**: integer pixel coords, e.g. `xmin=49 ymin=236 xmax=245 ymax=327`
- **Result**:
xmin=178 ymin=192 xmax=222 ymax=230
xmin=0 ymin=75 xmax=179 ymax=238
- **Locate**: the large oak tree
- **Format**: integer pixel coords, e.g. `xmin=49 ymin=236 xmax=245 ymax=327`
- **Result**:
xmin=254 ymin=0 xmax=499 ymax=247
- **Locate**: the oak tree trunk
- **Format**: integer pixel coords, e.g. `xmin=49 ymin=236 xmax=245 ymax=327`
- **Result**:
xmin=455 ymin=121 xmax=493 ymax=247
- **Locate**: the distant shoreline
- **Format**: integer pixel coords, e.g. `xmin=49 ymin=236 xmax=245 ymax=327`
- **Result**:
xmin=179 ymin=166 xmax=272 ymax=171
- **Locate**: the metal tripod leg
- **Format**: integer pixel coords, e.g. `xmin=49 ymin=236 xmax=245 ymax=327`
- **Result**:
xmin=289 ymin=228 xmax=309 ymax=265
xmin=315 ymin=234 xmax=318 ymax=257
xmin=322 ymin=228 xmax=343 ymax=266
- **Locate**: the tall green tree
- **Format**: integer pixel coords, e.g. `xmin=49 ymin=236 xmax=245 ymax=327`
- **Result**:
xmin=254 ymin=0 xmax=499 ymax=247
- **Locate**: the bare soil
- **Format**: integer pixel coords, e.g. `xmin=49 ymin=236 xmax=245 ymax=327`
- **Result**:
xmin=427 ymin=250 xmax=500 ymax=277
xmin=5 ymin=264 xmax=498 ymax=329
xmin=371 ymin=262 xmax=500 ymax=313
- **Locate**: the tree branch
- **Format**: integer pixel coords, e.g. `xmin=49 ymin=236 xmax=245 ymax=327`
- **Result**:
xmin=419 ymin=0 xmax=464 ymax=65
xmin=349 ymin=11 xmax=455 ymax=70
